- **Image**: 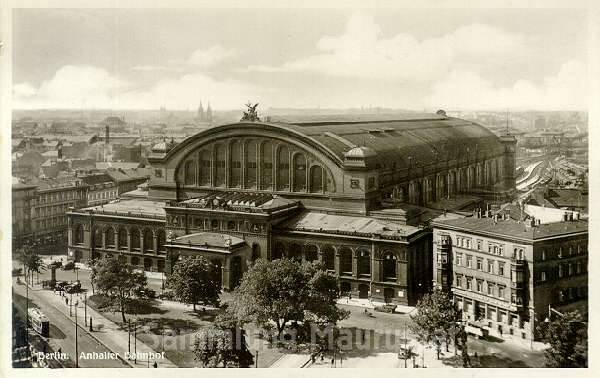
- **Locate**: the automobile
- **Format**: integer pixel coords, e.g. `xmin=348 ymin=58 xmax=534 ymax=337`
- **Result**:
xmin=47 ymin=261 xmax=62 ymax=269
xmin=55 ymin=281 xmax=69 ymax=291
xmin=65 ymin=281 xmax=82 ymax=294
xmin=61 ymin=261 xmax=75 ymax=271
xmin=136 ymin=289 xmax=157 ymax=299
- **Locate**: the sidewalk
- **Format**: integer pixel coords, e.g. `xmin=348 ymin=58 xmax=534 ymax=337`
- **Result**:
xmin=269 ymin=353 xmax=311 ymax=368
xmin=26 ymin=281 xmax=177 ymax=368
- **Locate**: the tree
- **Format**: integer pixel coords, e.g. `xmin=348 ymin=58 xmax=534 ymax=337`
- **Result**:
xmin=410 ymin=289 xmax=461 ymax=359
xmin=88 ymin=258 xmax=98 ymax=295
xmin=18 ymin=245 xmax=45 ymax=285
xmin=228 ymin=259 xmax=349 ymax=339
xmin=538 ymin=310 xmax=587 ymax=368
xmin=166 ymin=256 xmax=221 ymax=311
xmin=92 ymin=256 xmax=148 ymax=323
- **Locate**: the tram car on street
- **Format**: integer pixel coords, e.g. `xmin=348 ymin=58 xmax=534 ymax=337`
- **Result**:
xmin=27 ymin=308 xmax=50 ymax=338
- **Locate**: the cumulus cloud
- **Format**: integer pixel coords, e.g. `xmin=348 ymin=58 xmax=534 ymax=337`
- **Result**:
xmin=183 ymin=45 xmax=236 ymax=67
xmin=429 ymin=60 xmax=587 ymax=110
xmin=13 ymin=65 xmax=127 ymax=109
xmin=13 ymin=64 xmax=259 ymax=110
xmin=247 ymin=12 xmax=524 ymax=81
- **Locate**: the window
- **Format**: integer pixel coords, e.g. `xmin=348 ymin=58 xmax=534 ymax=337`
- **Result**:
xmin=466 ymin=255 xmax=472 ymax=268
xmin=558 ymin=247 xmax=563 ymax=259
xmin=498 ymin=286 xmax=505 ymax=299
xmin=487 ymin=283 xmax=494 ymax=295
xmin=155 ymin=169 xmax=163 ymax=178
xmin=293 ymin=153 xmax=307 ymax=192
xmin=466 ymin=239 xmax=471 ymax=249
xmin=568 ymin=264 xmax=573 ymax=276
xmin=230 ymin=140 xmax=242 ymax=187
xmin=277 ymin=145 xmax=291 ymax=190
xmin=368 ymin=177 xmax=375 ymax=189
xmin=350 ymin=179 xmax=359 ymax=189
xmin=455 ymin=253 xmax=462 ymax=266
xmin=476 ymin=280 xmax=483 ymax=292
xmin=541 ymin=271 xmax=546 ymax=282
xmin=466 ymin=277 xmax=472 ymax=290
xmin=456 ymin=275 xmax=462 ymax=287
xmin=211 ymin=219 xmax=219 ymax=230
xmin=558 ymin=264 xmax=564 ymax=278
xmin=488 ymin=260 xmax=494 ymax=274
xmin=541 ymin=249 xmax=546 ymax=261
xmin=577 ymin=261 xmax=582 ymax=274
xmin=199 ymin=150 xmax=211 ymax=186
xmin=476 ymin=258 xmax=483 ymax=270
xmin=477 ymin=240 xmax=482 ymax=250
xmin=498 ymin=262 xmax=505 ymax=276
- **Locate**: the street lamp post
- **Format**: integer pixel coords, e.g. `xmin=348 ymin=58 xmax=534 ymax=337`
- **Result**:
xmin=75 ymin=300 xmax=79 ymax=368
xmin=84 ymin=292 xmax=87 ymax=326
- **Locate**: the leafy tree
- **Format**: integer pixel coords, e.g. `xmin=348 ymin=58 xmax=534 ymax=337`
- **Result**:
xmin=410 ymin=289 xmax=461 ymax=359
xmin=228 ymin=258 xmax=349 ymax=339
xmin=193 ymin=310 xmax=254 ymax=368
xmin=538 ymin=310 xmax=587 ymax=368
xmin=18 ymin=245 xmax=45 ymax=284
xmin=92 ymin=256 xmax=147 ymax=323
xmin=166 ymin=256 xmax=221 ymax=311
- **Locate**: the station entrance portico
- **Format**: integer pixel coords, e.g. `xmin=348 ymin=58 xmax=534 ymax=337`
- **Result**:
xmin=164 ymin=232 xmax=251 ymax=291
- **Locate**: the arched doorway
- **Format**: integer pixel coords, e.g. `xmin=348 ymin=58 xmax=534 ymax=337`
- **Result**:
xmin=289 ymin=243 xmax=302 ymax=261
xmin=340 ymin=281 xmax=351 ymax=295
xmin=305 ymin=245 xmax=318 ymax=262
xmin=251 ymin=243 xmax=261 ymax=262
xmin=358 ymin=284 xmax=369 ymax=299
xmin=230 ymin=256 xmax=243 ymax=288
xmin=272 ymin=242 xmax=285 ymax=260
xmin=322 ymin=245 xmax=335 ymax=271
xmin=384 ymin=288 xmax=395 ymax=303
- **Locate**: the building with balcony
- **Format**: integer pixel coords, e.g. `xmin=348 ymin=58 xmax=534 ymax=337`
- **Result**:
xmin=432 ymin=213 xmax=588 ymax=340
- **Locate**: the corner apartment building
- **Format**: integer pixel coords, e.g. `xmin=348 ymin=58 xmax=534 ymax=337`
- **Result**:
xmin=433 ymin=213 xmax=587 ymax=340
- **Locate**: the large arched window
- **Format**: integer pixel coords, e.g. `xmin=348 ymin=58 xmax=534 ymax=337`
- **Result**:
xmin=357 ymin=249 xmax=371 ymax=277
xmin=130 ymin=228 xmax=140 ymax=250
xmin=199 ymin=150 xmax=211 ymax=186
xmin=105 ymin=227 xmax=115 ymax=249
xmin=93 ymin=227 xmax=103 ymax=248
xmin=260 ymin=141 xmax=273 ymax=190
xmin=305 ymin=244 xmax=318 ymax=262
xmin=277 ymin=146 xmax=290 ymax=190
xmin=143 ymin=229 xmax=154 ymax=253
xmin=339 ymin=247 xmax=353 ymax=275
xmin=230 ymin=140 xmax=242 ymax=188
xmin=131 ymin=256 xmax=140 ymax=266
xmin=322 ymin=245 xmax=335 ymax=271
xmin=184 ymin=160 xmax=196 ymax=185
xmin=118 ymin=228 xmax=128 ymax=250
xmin=245 ymin=140 xmax=258 ymax=189
xmin=309 ymin=165 xmax=324 ymax=193
xmin=73 ymin=224 xmax=84 ymax=244
xmin=382 ymin=251 xmax=397 ymax=281
xmin=289 ymin=243 xmax=302 ymax=261
xmin=251 ymin=243 xmax=261 ymax=262
xmin=272 ymin=242 xmax=285 ymax=260
xmin=293 ymin=153 xmax=307 ymax=192
xmin=157 ymin=230 xmax=166 ymax=252
xmin=215 ymin=144 xmax=226 ymax=187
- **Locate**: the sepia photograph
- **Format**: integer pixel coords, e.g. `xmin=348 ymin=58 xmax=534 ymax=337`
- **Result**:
xmin=3 ymin=1 xmax=594 ymax=372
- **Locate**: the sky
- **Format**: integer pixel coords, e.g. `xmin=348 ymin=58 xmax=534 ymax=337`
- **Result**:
xmin=12 ymin=8 xmax=589 ymax=111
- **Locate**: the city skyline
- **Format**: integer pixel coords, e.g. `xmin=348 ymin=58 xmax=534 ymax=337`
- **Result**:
xmin=12 ymin=8 xmax=588 ymax=111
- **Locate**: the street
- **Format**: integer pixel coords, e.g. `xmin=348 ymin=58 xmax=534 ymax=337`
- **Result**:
xmin=13 ymin=279 xmax=130 ymax=368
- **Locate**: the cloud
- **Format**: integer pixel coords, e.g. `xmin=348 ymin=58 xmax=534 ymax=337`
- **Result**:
xmin=429 ymin=60 xmax=587 ymax=110
xmin=13 ymin=65 xmax=127 ymax=109
xmin=247 ymin=12 xmax=524 ymax=82
xmin=13 ymin=64 xmax=260 ymax=110
xmin=130 ymin=65 xmax=173 ymax=72
xmin=180 ymin=45 xmax=236 ymax=67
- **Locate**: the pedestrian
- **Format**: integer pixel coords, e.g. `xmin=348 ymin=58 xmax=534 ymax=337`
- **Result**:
xmin=65 ymin=298 xmax=68 ymax=305
xmin=153 ymin=361 xmax=158 ymax=368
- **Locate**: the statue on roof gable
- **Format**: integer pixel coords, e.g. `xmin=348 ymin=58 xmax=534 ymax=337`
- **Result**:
xmin=240 ymin=102 xmax=261 ymax=122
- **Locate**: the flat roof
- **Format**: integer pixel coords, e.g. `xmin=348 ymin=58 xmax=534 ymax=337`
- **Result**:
xmin=173 ymin=232 xmax=245 ymax=248
xmin=81 ymin=198 xmax=166 ymax=217
xmin=433 ymin=217 xmax=587 ymax=241
xmin=278 ymin=210 xmax=423 ymax=238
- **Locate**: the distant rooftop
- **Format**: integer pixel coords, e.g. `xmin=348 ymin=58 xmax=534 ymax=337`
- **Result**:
xmin=433 ymin=217 xmax=587 ymax=241
xmin=77 ymin=198 xmax=166 ymax=218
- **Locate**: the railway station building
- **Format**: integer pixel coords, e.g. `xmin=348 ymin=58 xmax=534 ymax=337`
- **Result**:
xmin=67 ymin=112 xmax=517 ymax=304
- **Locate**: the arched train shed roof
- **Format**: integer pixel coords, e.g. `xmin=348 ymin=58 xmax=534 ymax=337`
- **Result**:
xmin=163 ymin=115 xmax=504 ymax=170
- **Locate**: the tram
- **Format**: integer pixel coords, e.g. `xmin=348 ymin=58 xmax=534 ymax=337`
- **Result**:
xmin=27 ymin=308 xmax=50 ymax=338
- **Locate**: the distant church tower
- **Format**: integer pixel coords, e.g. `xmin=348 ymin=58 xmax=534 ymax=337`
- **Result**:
xmin=206 ymin=102 xmax=213 ymax=122
xmin=197 ymin=101 xmax=205 ymax=121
